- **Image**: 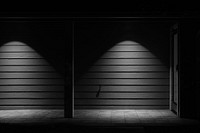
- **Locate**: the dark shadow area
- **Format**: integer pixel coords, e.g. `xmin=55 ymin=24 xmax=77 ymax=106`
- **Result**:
xmin=179 ymin=21 xmax=200 ymax=120
xmin=0 ymin=123 xmax=200 ymax=133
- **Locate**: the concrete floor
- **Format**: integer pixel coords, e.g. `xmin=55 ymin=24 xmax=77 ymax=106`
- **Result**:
xmin=0 ymin=109 xmax=198 ymax=126
xmin=0 ymin=110 xmax=199 ymax=133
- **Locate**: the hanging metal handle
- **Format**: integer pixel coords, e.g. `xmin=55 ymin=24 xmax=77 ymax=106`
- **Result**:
xmin=96 ymin=85 xmax=101 ymax=98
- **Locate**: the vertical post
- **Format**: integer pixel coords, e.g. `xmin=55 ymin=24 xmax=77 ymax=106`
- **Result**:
xmin=64 ymin=63 xmax=73 ymax=118
xmin=64 ymin=21 xmax=74 ymax=118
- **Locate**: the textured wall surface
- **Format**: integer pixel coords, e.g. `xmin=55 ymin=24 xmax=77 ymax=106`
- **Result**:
xmin=75 ymin=41 xmax=169 ymax=109
xmin=0 ymin=41 xmax=64 ymax=109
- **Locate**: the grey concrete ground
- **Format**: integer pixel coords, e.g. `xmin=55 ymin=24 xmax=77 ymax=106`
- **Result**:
xmin=0 ymin=109 xmax=198 ymax=126
xmin=0 ymin=110 xmax=199 ymax=133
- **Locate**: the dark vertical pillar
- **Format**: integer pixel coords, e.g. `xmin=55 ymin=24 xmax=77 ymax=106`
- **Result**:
xmin=64 ymin=64 xmax=73 ymax=118
xmin=179 ymin=21 xmax=198 ymax=119
xmin=64 ymin=22 xmax=73 ymax=118
xmin=195 ymin=29 xmax=200 ymax=121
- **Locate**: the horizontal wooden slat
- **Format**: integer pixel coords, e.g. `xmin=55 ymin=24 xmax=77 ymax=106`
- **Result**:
xmin=0 ymin=106 xmax=64 ymax=109
xmin=0 ymin=53 xmax=42 ymax=58
xmin=0 ymin=42 xmax=65 ymax=110
xmin=95 ymin=59 xmax=162 ymax=65
xmin=0 ymin=66 xmax=55 ymax=72
xmin=75 ymin=86 xmax=169 ymax=92
xmin=101 ymin=52 xmax=156 ymax=58
xmin=0 ymin=93 xmax=64 ymax=98
xmin=82 ymin=73 xmax=169 ymax=79
xmin=0 ymin=79 xmax=64 ymax=85
xmin=116 ymin=41 xmax=140 ymax=45
xmin=77 ymin=79 xmax=169 ymax=85
xmin=75 ymin=99 xmax=169 ymax=105
xmin=108 ymin=46 xmax=148 ymax=51
xmin=0 ymin=86 xmax=64 ymax=92
xmin=0 ymin=106 xmax=64 ymax=110
xmin=0 ymin=73 xmax=62 ymax=78
xmin=0 ymin=45 xmax=34 ymax=52
xmin=75 ymin=92 xmax=169 ymax=99
xmin=75 ymin=106 xmax=169 ymax=109
xmin=0 ymin=59 xmax=49 ymax=65
xmin=3 ymin=42 xmax=26 ymax=46
xmin=0 ymin=99 xmax=64 ymax=105
xmin=89 ymin=66 xmax=168 ymax=72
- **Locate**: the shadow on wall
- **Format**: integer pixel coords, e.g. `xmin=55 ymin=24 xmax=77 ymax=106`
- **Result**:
xmin=0 ymin=41 xmax=64 ymax=109
xmin=75 ymin=40 xmax=169 ymax=109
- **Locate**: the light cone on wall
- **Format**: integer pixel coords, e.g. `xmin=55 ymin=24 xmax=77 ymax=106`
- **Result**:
xmin=0 ymin=41 xmax=64 ymax=109
xmin=75 ymin=41 xmax=169 ymax=109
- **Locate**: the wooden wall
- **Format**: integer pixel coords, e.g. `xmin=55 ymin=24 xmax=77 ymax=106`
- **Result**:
xmin=0 ymin=41 xmax=64 ymax=109
xmin=75 ymin=41 xmax=169 ymax=109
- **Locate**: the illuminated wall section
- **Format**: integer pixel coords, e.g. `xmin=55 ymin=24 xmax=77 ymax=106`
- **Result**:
xmin=75 ymin=40 xmax=169 ymax=109
xmin=0 ymin=41 xmax=64 ymax=109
